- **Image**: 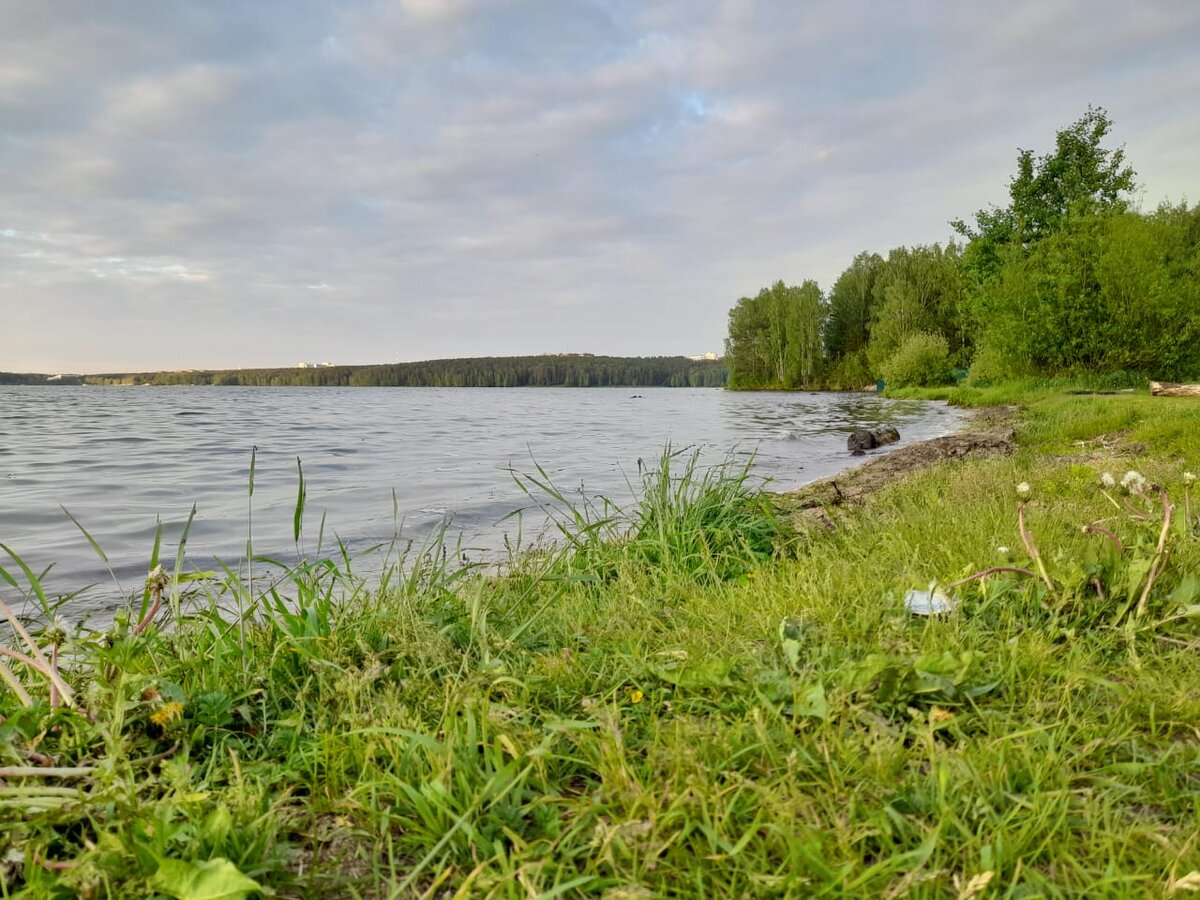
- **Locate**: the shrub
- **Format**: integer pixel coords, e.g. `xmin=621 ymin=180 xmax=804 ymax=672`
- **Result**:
xmin=826 ymin=350 xmax=874 ymax=391
xmin=965 ymin=342 xmax=1024 ymax=386
xmin=880 ymin=332 xmax=955 ymax=387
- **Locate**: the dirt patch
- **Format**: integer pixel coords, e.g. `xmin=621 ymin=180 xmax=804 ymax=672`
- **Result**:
xmin=781 ymin=405 xmax=1019 ymax=513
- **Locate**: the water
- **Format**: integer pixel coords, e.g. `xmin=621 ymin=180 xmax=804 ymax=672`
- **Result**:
xmin=0 ymin=386 xmax=962 ymax=614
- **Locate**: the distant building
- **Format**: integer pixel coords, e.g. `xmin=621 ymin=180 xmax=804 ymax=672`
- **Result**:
xmin=687 ymin=352 xmax=720 ymax=361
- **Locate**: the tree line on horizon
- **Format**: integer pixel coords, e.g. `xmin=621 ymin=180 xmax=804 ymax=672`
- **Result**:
xmin=60 ymin=355 xmax=727 ymax=388
xmin=725 ymin=108 xmax=1200 ymax=390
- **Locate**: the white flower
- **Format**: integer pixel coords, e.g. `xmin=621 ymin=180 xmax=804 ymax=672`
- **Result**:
xmin=1015 ymin=482 xmax=1032 ymax=499
xmin=996 ymin=546 xmax=1010 ymax=556
xmin=1120 ymin=470 xmax=1146 ymax=492
xmin=1100 ymin=472 xmax=1116 ymax=489
xmin=1185 ymin=471 xmax=1196 ymax=486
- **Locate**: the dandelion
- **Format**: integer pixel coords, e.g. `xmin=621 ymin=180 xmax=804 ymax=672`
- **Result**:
xmin=150 ymin=701 xmax=184 ymax=728
xmin=44 ymin=615 xmax=68 ymax=648
xmin=145 ymin=564 xmax=170 ymax=592
xmin=1185 ymin=472 xmax=1196 ymax=486
xmin=1016 ymin=482 xmax=1032 ymax=499
xmin=1120 ymin=470 xmax=1146 ymax=492
xmin=629 ymin=689 xmax=644 ymax=704
xmin=930 ymin=707 xmax=955 ymax=725
xmin=996 ymin=546 xmax=1010 ymax=557
xmin=1100 ymin=472 xmax=1116 ymax=489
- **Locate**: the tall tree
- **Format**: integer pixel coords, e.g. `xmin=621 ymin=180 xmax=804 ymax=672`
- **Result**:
xmin=953 ymin=106 xmax=1136 ymax=275
xmin=866 ymin=245 xmax=965 ymax=372
xmin=823 ymin=252 xmax=884 ymax=359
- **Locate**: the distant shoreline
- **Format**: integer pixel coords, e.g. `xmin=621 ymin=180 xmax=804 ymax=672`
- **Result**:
xmin=0 ymin=354 xmax=728 ymax=389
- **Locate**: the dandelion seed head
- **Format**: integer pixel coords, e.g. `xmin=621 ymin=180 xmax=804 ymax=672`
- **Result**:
xmin=1100 ymin=472 xmax=1116 ymax=488
xmin=1120 ymin=470 xmax=1146 ymax=492
xmin=1185 ymin=471 xmax=1196 ymax=486
xmin=996 ymin=546 xmax=1010 ymax=556
xmin=1016 ymin=482 xmax=1032 ymax=499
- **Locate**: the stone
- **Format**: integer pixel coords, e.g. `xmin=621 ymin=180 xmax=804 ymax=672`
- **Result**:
xmin=847 ymin=426 xmax=900 ymax=453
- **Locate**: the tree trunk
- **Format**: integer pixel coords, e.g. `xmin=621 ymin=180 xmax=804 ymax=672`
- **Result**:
xmin=1150 ymin=381 xmax=1200 ymax=397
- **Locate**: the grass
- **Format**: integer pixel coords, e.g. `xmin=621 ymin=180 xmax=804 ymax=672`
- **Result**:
xmin=2 ymin=391 xmax=1200 ymax=897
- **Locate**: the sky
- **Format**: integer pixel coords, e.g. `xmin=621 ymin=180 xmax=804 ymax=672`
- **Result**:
xmin=2 ymin=1 xmax=1198 ymax=373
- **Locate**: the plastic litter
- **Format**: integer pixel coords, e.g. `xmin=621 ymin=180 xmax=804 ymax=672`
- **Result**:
xmin=904 ymin=582 xmax=956 ymax=616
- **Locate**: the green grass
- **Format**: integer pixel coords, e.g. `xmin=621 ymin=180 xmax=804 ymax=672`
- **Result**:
xmin=2 ymin=392 xmax=1200 ymax=897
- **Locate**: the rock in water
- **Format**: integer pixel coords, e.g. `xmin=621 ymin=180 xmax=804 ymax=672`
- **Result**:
xmin=874 ymin=426 xmax=900 ymax=447
xmin=848 ymin=429 xmax=878 ymax=452
xmin=847 ymin=426 xmax=900 ymax=453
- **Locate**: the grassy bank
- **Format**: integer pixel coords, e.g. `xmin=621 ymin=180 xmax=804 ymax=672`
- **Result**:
xmin=2 ymin=392 xmax=1200 ymax=898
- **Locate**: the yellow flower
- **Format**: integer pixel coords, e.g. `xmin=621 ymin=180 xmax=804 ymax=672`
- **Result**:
xmin=629 ymin=690 xmax=644 ymax=704
xmin=930 ymin=707 xmax=954 ymax=725
xmin=150 ymin=701 xmax=184 ymax=727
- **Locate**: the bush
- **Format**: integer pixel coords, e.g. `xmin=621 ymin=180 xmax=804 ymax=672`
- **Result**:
xmin=965 ymin=342 xmax=1025 ymax=386
xmin=826 ymin=351 xmax=874 ymax=391
xmin=880 ymin=332 xmax=955 ymax=387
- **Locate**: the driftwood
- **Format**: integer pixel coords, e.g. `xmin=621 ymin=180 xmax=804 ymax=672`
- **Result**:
xmin=1150 ymin=381 xmax=1200 ymax=398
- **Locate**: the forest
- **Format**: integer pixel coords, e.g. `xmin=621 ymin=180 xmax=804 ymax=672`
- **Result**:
xmin=72 ymin=355 xmax=727 ymax=388
xmin=725 ymin=108 xmax=1200 ymax=389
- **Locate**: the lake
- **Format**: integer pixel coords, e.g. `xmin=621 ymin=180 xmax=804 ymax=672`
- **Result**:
xmin=0 ymin=386 xmax=962 ymax=615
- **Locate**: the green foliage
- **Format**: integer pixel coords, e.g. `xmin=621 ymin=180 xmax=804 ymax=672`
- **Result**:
xmin=866 ymin=244 xmax=967 ymax=372
xmin=151 ymin=857 xmax=262 ymax=900
xmin=964 ymin=341 xmax=1024 ymax=386
xmin=724 ymin=108 xmax=1197 ymax=389
xmin=970 ymin=206 xmax=1200 ymax=378
xmin=825 ymin=349 xmax=873 ymax=391
xmin=878 ymin=331 xmax=955 ymax=388
xmin=725 ymin=280 xmax=825 ymax=389
xmin=954 ymin=106 xmax=1136 ymax=271
xmin=823 ymin=252 xmax=883 ymax=359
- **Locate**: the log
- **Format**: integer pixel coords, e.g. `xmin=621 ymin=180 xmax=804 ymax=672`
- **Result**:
xmin=1150 ymin=381 xmax=1200 ymax=397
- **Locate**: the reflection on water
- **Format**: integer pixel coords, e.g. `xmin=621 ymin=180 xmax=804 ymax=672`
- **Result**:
xmin=0 ymin=386 xmax=962 ymax=614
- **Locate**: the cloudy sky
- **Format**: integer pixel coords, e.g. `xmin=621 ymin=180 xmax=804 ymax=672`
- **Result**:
xmin=2 ymin=1 xmax=1198 ymax=373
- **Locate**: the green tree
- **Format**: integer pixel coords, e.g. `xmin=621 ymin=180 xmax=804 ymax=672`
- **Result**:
xmin=824 ymin=252 xmax=884 ymax=359
xmin=954 ymin=106 xmax=1136 ymax=275
xmin=866 ymin=245 xmax=965 ymax=372
xmin=726 ymin=280 xmax=826 ymax=389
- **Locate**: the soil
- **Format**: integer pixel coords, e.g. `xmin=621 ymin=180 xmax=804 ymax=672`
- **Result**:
xmin=780 ymin=405 xmax=1019 ymax=515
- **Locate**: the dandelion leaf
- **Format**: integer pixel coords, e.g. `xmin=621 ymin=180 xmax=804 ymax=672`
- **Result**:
xmin=151 ymin=857 xmax=262 ymax=900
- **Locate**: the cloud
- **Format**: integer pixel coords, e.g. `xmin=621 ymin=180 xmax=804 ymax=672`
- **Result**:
xmin=1 ymin=0 xmax=1198 ymax=371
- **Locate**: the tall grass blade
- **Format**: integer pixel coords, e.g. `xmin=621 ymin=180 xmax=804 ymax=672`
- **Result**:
xmin=0 ymin=542 xmax=51 ymax=616
xmin=170 ymin=504 xmax=197 ymax=623
xmin=293 ymin=456 xmax=306 ymax=545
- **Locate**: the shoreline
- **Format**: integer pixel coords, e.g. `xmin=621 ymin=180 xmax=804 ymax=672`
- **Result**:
xmin=781 ymin=403 xmax=1018 ymax=512
xmin=5 ymin=389 xmax=1200 ymax=896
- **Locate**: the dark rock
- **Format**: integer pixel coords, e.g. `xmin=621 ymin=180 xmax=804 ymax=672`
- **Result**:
xmin=848 ymin=429 xmax=879 ymax=452
xmin=874 ymin=426 xmax=900 ymax=447
xmin=848 ymin=426 xmax=900 ymax=453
